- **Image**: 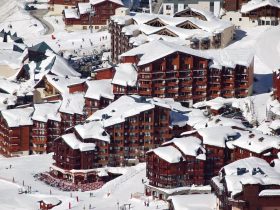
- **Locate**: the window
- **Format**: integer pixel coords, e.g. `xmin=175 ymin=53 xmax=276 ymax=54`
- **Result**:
xmin=229 ymin=18 xmax=232 ymax=21
xmin=165 ymin=5 xmax=172 ymax=10
xmin=239 ymin=18 xmax=242 ymax=21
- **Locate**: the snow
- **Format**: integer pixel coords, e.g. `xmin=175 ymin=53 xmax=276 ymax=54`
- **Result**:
xmin=121 ymin=40 xmax=253 ymax=69
xmin=121 ymin=40 xmax=208 ymax=66
xmin=78 ymin=2 xmax=92 ymax=15
xmin=259 ymin=189 xmax=280 ymax=197
xmin=1 ymin=107 xmax=34 ymax=127
xmin=150 ymin=146 xmax=184 ymax=163
xmin=0 ymin=78 xmax=21 ymax=94
xmin=241 ymin=0 xmax=280 ymax=13
xmin=43 ymin=74 xmax=84 ymax=94
xmin=87 ymin=95 xmax=186 ymax=128
xmin=221 ymin=157 xmax=280 ymax=197
xmin=231 ymin=129 xmax=280 ymax=154
xmin=168 ymin=194 xmax=216 ymax=210
xmin=59 ymin=93 xmax=85 ymax=115
xmin=112 ymin=63 xmax=138 ymax=87
xmin=85 ymin=79 xmax=114 ymax=100
xmin=195 ymin=126 xmax=239 ymax=148
xmin=163 ymin=136 xmax=205 ymax=159
xmin=74 ymin=121 xmax=110 ymax=142
xmin=0 ymin=154 xmax=170 ymax=210
xmin=32 ymin=102 xmax=61 ymax=123
xmin=64 ymin=8 xmax=80 ymax=19
xmin=61 ymin=133 xmax=96 ymax=152
xmin=87 ymin=95 xmax=155 ymax=127
xmin=0 ymin=0 xmax=45 ymax=39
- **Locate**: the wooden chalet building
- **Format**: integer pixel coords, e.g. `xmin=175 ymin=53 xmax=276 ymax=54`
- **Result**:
xmin=51 ymin=95 xmax=189 ymax=182
xmin=52 ymin=133 xmax=99 ymax=184
xmin=240 ymin=0 xmax=280 ymax=26
xmin=32 ymin=102 xmax=61 ymax=154
xmin=63 ymin=0 xmax=124 ymax=30
xmin=145 ymin=136 xmax=206 ymax=200
xmin=0 ymin=107 xmax=34 ymax=157
xmin=109 ymin=8 xmax=234 ymax=62
xmin=111 ymin=40 xmax=254 ymax=107
xmin=231 ymin=129 xmax=280 ymax=163
xmin=84 ymin=79 xmax=114 ymax=117
xmin=211 ymin=157 xmax=280 ymax=210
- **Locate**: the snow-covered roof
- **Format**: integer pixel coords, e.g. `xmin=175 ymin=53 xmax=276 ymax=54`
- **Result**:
xmin=163 ymin=136 xmax=205 ymax=160
xmin=48 ymin=54 xmax=81 ymax=77
xmin=61 ymin=133 xmax=96 ymax=152
xmin=32 ymin=102 xmax=61 ymax=122
xmin=111 ymin=11 xmax=233 ymax=47
xmin=1 ymin=107 xmax=34 ymax=127
xmin=207 ymin=48 xmax=254 ymax=69
xmin=87 ymin=95 xmax=154 ymax=127
xmin=112 ymin=63 xmax=138 ymax=87
xmin=64 ymin=8 xmax=80 ymax=19
xmin=218 ymin=157 xmax=280 ymax=197
xmin=241 ymin=0 xmax=280 ymax=13
xmin=78 ymin=3 xmax=92 ymax=15
xmin=59 ymin=93 xmax=85 ymax=115
xmin=259 ymin=189 xmax=280 ymax=197
xmin=85 ymin=79 xmax=114 ymax=100
xmin=0 ymin=78 xmax=20 ymax=94
xmin=168 ymin=194 xmax=216 ymax=210
xmin=121 ymin=40 xmax=208 ymax=66
xmin=0 ymin=93 xmax=17 ymax=111
xmin=90 ymin=0 xmax=124 ymax=6
xmin=150 ymin=146 xmax=184 ymax=163
xmin=87 ymin=95 xmax=187 ymax=127
xmin=231 ymin=129 xmax=280 ymax=154
xmin=75 ymin=121 xmax=110 ymax=142
xmin=196 ymin=126 xmax=240 ymax=148
xmin=43 ymin=75 xmax=84 ymax=94
xmin=121 ymin=40 xmax=253 ymax=68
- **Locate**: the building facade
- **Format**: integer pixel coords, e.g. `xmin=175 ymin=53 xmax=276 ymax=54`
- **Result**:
xmin=109 ymin=8 xmax=234 ymax=62
xmin=145 ymin=136 xmax=206 ymax=199
xmin=111 ymin=40 xmax=254 ymax=106
xmin=63 ymin=0 xmax=124 ymax=30
xmin=211 ymin=157 xmax=280 ymax=210
xmin=51 ymin=95 xmax=189 ymax=182
xmin=0 ymin=107 xmax=34 ymax=157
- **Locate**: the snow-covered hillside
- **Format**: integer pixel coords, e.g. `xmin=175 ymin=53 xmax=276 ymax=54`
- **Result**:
xmin=0 ymin=0 xmax=45 ymax=38
xmin=0 ymin=154 xmax=168 ymax=210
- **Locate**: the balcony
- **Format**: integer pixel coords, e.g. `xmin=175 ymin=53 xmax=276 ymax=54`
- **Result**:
xmin=32 ymin=146 xmax=46 ymax=152
xmin=180 ymin=80 xmax=192 ymax=86
xmin=208 ymin=85 xmax=221 ymax=91
xmin=193 ymin=79 xmax=207 ymax=85
xmin=222 ymin=92 xmax=234 ymax=98
xmin=32 ymin=139 xmax=47 ymax=144
xmin=139 ymin=89 xmax=152 ymax=95
xmin=166 ymin=81 xmax=178 ymax=87
xmin=153 ymin=82 xmax=165 ymax=88
xmin=166 ymin=88 xmax=178 ymax=94
xmin=154 ymin=89 xmax=165 ymax=95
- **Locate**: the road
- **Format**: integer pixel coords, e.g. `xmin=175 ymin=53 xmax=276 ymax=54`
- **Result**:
xmin=30 ymin=9 xmax=54 ymax=35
